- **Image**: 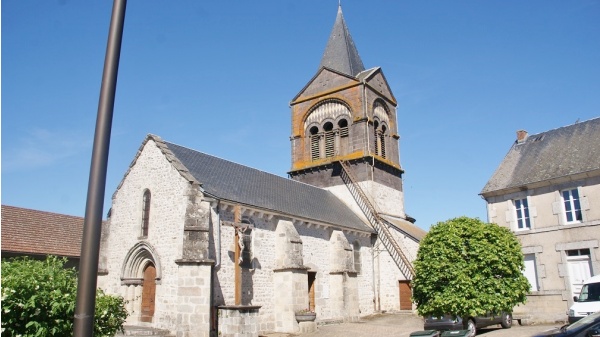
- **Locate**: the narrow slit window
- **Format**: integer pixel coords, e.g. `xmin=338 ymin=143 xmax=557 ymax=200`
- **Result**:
xmin=141 ymin=189 xmax=151 ymax=237
xmin=353 ymin=241 xmax=361 ymax=274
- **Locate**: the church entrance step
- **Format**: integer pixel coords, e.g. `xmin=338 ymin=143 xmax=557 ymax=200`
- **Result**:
xmin=116 ymin=325 xmax=174 ymax=337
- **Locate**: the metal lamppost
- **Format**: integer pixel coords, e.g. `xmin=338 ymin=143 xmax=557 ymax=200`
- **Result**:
xmin=73 ymin=0 xmax=127 ymax=335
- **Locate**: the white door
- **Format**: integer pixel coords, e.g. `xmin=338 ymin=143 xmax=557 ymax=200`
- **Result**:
xmin=567 ymin=255 xmax=592 ymax=298
xmin=523 ymin=254 xmax=539 ymax=292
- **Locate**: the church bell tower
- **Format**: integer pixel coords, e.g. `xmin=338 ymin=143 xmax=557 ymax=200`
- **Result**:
xmin=288 ymin=5 xmax=409 ymax=221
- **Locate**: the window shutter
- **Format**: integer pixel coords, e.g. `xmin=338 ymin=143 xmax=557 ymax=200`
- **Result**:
xmin=580 ymin=196 xmax=590 ymax=210
xmin=311 ymin=135 xmax=320 ymax=160
xmin=552 ymin=201 xmax=561 ymax=214
xmin=380 ymin=133 xmax=386 ymax=158
xmin=325 ymin=131 xmax=335 ymax=158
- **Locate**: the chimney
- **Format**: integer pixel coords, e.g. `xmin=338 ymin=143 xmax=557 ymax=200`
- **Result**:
xmin=516 ymin=130 xmax=528 ymax=143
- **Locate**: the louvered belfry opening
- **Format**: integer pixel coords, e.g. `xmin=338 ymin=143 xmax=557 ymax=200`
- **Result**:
xmin=373 ymin=120 xmax=379 ymax=156
xmin=304 ymin=100 xmax=352 ymax=162
xmin=310 ymin=126 xmax=320 ymax=160
xmin=373 ymin=121 xmax=387 ymax=159
xmin=323 ymin=122 xmax=335 ymax=158
xmin=308 ymin=119 xmax=350 ymax=161
xmin=338 ymin=119 xmax=349 ymax=155
xmin=380 ymin=125 xmax=387 ymax=159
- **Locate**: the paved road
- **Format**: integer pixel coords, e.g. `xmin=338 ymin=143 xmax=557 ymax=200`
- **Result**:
xmin=294 ymin=313 xmax=561 ymax=337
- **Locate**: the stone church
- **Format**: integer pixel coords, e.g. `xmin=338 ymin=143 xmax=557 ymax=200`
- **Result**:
xmin=97 ymin=6 xmax=426 ymax=337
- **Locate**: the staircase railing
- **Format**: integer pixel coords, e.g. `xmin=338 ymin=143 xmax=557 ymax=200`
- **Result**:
xmin=339 ymin=160 xmax=415 ymax=279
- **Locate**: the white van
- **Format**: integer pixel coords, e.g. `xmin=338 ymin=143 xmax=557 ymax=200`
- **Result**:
xmin=568 ymin=274 xmax=600 ymax=323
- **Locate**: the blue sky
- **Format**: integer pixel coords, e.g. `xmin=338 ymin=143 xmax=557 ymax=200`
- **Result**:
xmin=2 ymin=1 xmax=599 ymax=231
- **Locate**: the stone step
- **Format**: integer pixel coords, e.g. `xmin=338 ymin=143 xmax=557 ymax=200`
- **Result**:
xmin=116 ymin=325 xmax=175 ymax=337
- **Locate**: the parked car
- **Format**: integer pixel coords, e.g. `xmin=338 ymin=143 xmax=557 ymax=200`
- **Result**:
xmin=532 ymin=310 xmax=600 ymax=336
xmin=568 ymin=274 xmax=600 ymax=323
xmin=423 ymin=312 xmax=512 ymax=337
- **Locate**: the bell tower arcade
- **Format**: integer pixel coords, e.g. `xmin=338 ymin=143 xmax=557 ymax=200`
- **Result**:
xmin=288 ymin=5 xmax=409 ymax=221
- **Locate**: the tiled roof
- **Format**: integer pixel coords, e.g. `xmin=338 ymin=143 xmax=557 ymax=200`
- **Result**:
xmin=155 ymin=136 xmax=373 ymax=233
xmin=481 ymin=117 xmax=600 ymax=195
xmin=1 ymin=205 xmax=84 ymax=257
xmin=318 ymin=5 xmax=365 ymax=77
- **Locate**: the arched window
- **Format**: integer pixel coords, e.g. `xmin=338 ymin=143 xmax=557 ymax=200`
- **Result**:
xmin=373 ymin=120 xmax=379 ymax=155
xmin=338 ymin=119 xmax=349 ymax=154
xmin=373 ymin=120 xmax=387 ymax=159
xmin=380 ymin=125 xmax=387 ymax=159
xmin=353 ymin=241 xmax=361 ymax=274
xmin=373 ymin=101 xmax=390 ymax=159
xmin=141 ymin=189 xmax=151 ymax=237
xmin=304 ymin=100 xmax=352 ymax=161
xmin=310 ymin=126 xmax=320 ymax=160
xmin=323 ymin=122 xmax=334 ymax=158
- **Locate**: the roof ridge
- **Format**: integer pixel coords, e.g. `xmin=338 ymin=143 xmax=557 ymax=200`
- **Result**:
xmin=163 ymin=139 xmax=360 ymax=194
xmin=161 ymin=138 xmax=372 ymax=233
xmin=529 ymin=116 xmax=600 ymax=137
xmin=163 ymin=139 xmax=372 ymax=193
xmin=162 ymin=139 xmax=290 ymax=181
xmin=1 ymin=204 xmax=84 ymax=219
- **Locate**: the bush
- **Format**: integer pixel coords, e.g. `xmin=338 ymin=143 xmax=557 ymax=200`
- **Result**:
xmin=412 ymin=217 xmax=530 ymax=318
xmin=1 ymin=256 xmax=128 ymax=337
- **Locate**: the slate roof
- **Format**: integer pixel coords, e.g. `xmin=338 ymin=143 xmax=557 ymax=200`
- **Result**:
xmin=156 ymin=136 xmax=373 ymax=233
xmin=318 ymin=5 xmax=365 ymax=77
xmin=1 ymin=205 xmax=84 ymax=257
xmin=481 ymin=117 xmax=600 ymax=196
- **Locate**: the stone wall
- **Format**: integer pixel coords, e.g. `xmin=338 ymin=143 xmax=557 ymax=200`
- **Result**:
xmin=217 ymin=306 xmax=261 ymax=337
xmin=212 ymin=208 xmax=375 ymax=334
xmin=99 ymin=136 xmax=414 ymax=336
xmin=513 ymin=293 xmax=568 ymax=324
xmin=98 ymin=139 xmax=194 ymax=332
xmin=176 ymin=262 xmax=213 ymax=337
xmin=484 ymin=176 xmax=600 ymax=322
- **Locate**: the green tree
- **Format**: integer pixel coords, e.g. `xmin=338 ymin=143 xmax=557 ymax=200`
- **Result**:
xmin=412 ymin=216 xmax=530 ymax=318
xmin=1 ymin=256 xmax=128 ymax=337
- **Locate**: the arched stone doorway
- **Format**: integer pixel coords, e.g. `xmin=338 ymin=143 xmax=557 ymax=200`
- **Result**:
xmin=121 ymin=242 xmax=161 ymax=324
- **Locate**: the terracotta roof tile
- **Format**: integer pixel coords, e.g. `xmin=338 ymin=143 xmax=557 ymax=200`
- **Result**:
xmin=1 ymin=205 xmax=84 ymax=257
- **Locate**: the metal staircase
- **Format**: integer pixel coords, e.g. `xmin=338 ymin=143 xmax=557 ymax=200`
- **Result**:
xmin=339 ymin=160 xmax=415 ymax=279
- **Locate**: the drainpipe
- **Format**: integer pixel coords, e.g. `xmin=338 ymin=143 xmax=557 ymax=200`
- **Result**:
xmin=208 ymin=199 xmax=220 ymax=335
xmin=364 ymin=83 xmax=370 ymax=156
xmin=213 ymin=200 xmax=221 ymax=268
xmin=371 ymin=236 xmax=377 ymax=312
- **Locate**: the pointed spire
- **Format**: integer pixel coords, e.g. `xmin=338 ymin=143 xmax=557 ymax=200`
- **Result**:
xmin=319 ymin=5 xmax=365 ymax=77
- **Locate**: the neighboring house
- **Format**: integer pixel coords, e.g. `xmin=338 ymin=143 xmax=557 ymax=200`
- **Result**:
xmin=480 ymin=117 xmax=600 ymax=323
xmin=1 ymin=204 xmax=84 ymax=268
xmin=97 ymin=6 xmax=426 ymax=337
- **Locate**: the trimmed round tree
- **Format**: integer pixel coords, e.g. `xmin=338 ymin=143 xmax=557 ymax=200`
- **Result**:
xmin=412 ymin=216 xmax=530 ymax=318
